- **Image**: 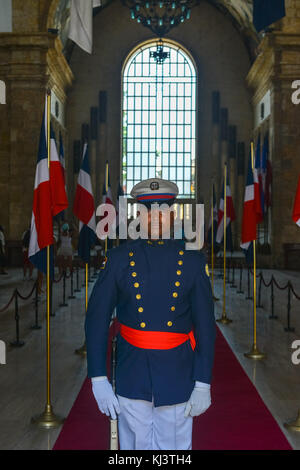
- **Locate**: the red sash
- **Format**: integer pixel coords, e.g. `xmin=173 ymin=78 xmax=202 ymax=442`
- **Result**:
xmin=120 ymin=324 xmax=196 ymax=351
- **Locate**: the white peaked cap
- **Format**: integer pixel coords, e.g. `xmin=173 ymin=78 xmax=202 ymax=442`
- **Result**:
xmin=130 ymin=178 xmax=179 ymax=204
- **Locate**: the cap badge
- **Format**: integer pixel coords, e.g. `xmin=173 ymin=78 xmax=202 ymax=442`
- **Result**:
xmin=150 ymin=181 xmax=159 ymax=190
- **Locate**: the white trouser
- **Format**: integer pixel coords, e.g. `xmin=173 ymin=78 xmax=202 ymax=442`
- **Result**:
xmin=117 ymin=394 xmax=193 ymax=450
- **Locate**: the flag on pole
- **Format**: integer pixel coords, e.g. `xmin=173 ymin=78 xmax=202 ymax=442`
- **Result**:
xmin=292 ymin=175 xmax=300 ymax=227
xmin=54 ymin=132 xmax=67 ymax=223
xmin=68 ymin=0 xmax=101 ymax=54
xmin=253 ymin=0 xmax=286 ymax=32
xmin=207 ymin=183 xmax=218 ymax=250
xmin=29 ymin=96 xmax=54 ymax=277
xmin=73 ymin=143 xmax=97 ymax=262
xmin=216 ymin=175 xmax=236 ymax=250
xmin=49 ymin=125 xmax=68 ymax=217
xmin=254 ymin=136 xmax=264 ymax=224
xmin=241 ymin=153 xmax=259 ymax=249
xmin=240 ymin=149 xmax=263 ymax=264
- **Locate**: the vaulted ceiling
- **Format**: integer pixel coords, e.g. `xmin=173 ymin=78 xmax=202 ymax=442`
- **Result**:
xmin=53 ymin=0 xmax=257 ymax=62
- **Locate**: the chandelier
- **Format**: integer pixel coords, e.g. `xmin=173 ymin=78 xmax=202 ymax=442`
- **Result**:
xmin=121 ymin=1 xmax=200 ymax=37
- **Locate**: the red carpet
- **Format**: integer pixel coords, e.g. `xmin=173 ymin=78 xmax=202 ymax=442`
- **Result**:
xmin=53 ymin=326 xmax=292 ymax=450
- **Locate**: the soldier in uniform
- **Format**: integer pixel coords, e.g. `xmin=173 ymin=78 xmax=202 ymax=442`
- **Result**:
xmin=85 ymin=178 xmax=216 ymax=450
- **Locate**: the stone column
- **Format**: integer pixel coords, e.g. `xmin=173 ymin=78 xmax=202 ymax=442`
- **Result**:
xmin=247 ymin=29 xmax=300 ymax=268
xmin=0 ymin=32 xmax=73 ymax=257
xmin=0 ymin=33 xmax=52 ymax=245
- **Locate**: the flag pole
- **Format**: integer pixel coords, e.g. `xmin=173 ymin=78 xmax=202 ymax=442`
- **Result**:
xmin=75 ymin=275 xmax=89 ymax=357
xmin=31 ymin=89 xmax=64 ymax=428
xmin=105 ymin=160 xmax=118 ymax=450
xmin=244 ymin=142 xmax=266 ymax=360
xmin=217 ymin=163 xmax=232 ymax=324
xmin=75 ymin=143 xmax=92 ymax=357
xmin=211 ymin=181 xmax=219 ymax=301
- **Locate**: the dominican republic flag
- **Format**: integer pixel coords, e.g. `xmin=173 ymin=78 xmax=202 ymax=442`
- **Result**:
xmin=292 ymin=175 xmax=300 ymax=227
xmin=50 ymin=125 xmax=68 ymax=217
xmin=29 ymin=96 xmax=68 ymax=276
xmin=240 ymin=149 xmax=263 ymax=264
xmin=207 ymin=184 xmax=219 ymax=250
xmin=216 ymin=175 xmax=236 ymax=251
xmin=73 ymin=143 xmax=97 ymax=263
xmin=54 ymin=131 xmax=67 ymax=222
xmin=253 ymin=0 xmax=286 ymax=33
xmin=254 ymin=136 xmax=264 ymax=224
xmin=241 ymin=153 xmax=258 ymax=246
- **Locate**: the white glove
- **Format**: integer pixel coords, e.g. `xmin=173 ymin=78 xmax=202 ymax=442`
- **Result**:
xmin=184 ymin=382 xmax=211 ymax=418
xmin=91 ymin=376 xmax=121 ymax=420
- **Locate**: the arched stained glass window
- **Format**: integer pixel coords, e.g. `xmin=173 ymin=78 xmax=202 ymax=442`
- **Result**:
xmin=122 ymin=40 xmax=197 ymax=199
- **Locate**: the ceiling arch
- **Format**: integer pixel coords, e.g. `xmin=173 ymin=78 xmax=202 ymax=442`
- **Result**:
xmin=49 ymin=0 xmax=257 ymax=62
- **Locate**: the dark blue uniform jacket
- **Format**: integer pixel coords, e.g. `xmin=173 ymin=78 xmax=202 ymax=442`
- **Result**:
xmin=85 ymin=238 xmax=216 ymax=407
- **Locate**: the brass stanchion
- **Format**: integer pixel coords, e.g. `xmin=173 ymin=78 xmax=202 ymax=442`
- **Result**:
xmin=217 ymin=163 xmax=232 ymax=324
xmin=284 ymin=409 xmax=300 ymax=432
xmin=75 ymin=262 xmax=88 ymax=356
xmin=211 ymin=181 xmax=219 ymax=302
xmin=31 ymin=90 xmax=64 ymax=428
xmin=244 ymin=142 xmax=266 ymax=360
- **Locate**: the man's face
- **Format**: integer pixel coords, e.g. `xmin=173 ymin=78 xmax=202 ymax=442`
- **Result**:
xmin=138 ymin=205 xmax=175 ymax=239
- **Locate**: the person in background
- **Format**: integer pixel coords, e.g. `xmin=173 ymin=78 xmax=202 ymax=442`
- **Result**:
xmin=22 ymin=226 xmax=33 ymax=280
xmin=0 ymin=226 xmax=8 ymax=275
